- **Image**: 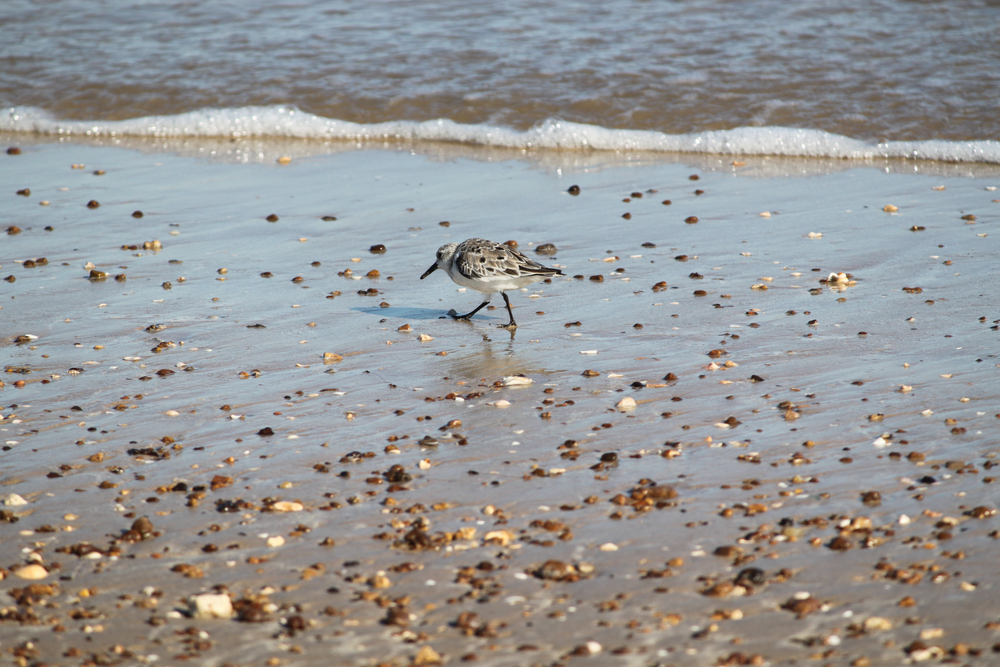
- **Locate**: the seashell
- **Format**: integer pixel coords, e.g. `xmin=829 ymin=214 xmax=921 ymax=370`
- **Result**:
xmin=271 ymin=501 xmax=303 ymax=512
xmin=615 ymin=396 xmax=636 ymax=411
xmin=190 ymin=593 xmax=233 ymax=619
xmin=13 ymin=564 xmax=48 ymax=580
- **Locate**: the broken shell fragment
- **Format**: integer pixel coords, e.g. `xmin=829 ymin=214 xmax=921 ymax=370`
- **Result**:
xmin=2 ymin=493 xmax=28 ymax=506
xmin=502 ymin=376 xmax=533 ymax=386
xmin=271 ymin=501 xmax=304 ymax=512
xmin=190 ymin=593 xmax=234 ymax=619
xmin=13 ymin=564 xmax=49 ymax=580
xmin=616 ymin=396 xmax=637 ymax=411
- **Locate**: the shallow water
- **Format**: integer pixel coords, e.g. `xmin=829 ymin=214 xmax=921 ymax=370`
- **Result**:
xmin=3 ymin=0 xmax=1000 ymax=162
xmin=1 ymin=141 xmax=999 ymax=665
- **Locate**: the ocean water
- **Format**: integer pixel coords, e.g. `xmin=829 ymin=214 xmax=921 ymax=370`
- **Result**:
xmin=2 ymin=0 xmax=999 ymax=162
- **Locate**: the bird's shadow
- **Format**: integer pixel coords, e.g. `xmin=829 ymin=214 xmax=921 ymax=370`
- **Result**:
xmin=353 ymin=306 xmax=502 ymax=323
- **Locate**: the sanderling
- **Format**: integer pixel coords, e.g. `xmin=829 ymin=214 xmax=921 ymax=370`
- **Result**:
xmin=420 ymin=238 xmax=564 ymax=328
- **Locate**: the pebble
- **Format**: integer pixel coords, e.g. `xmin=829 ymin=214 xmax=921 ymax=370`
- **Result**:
xmin=413 ymin=646 xmax=442 ymax=665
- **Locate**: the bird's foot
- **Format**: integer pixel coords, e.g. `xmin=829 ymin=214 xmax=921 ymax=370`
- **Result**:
xmin=498 ymin=322 xmax=518 ymax=330
xmin=447 ymin=309 xmax=473 ymax=321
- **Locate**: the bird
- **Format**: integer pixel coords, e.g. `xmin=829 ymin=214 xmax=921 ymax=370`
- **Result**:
xmin=420 ymin=238 xmax=564 ymax=328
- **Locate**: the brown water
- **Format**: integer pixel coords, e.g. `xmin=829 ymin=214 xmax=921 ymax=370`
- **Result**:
xmin=2 ymin=0 xmax=1000 ymax=155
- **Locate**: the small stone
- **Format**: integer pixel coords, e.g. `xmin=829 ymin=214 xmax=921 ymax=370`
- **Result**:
xmin=862 ymin=491 xmax=882 ymax=506
xmin=131 ymin=516 xmax=154 ymax=538
xmin=413 ymin=645 xmax=442 ymax=666
xmin=536 ymin=560 xmax=576 ymax=580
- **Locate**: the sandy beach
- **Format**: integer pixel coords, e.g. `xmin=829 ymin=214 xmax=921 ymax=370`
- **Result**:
xmin=2 ymin=137 xmax=999 ymax=666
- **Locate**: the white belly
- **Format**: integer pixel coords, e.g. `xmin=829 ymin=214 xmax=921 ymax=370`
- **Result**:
xmin=449 ymin=268 xmax=542 ymax=294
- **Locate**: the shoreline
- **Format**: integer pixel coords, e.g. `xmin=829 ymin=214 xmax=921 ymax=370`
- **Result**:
xmin=6 ymin=112 xmax=1000 ymax=167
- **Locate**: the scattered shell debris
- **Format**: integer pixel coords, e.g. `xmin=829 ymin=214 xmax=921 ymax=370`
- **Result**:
xmin=1 ymin=141 xmax=997 ymax=667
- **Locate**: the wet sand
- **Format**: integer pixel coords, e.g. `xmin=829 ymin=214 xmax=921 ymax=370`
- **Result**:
xmin=2 ymin=137 xmax=999 ymax=667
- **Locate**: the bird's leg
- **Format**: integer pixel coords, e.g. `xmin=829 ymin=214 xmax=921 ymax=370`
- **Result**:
xmin=499 ymin=292 xmax=518 ymax=329
xmin=450 ymin=297 xmax=491 ymax=321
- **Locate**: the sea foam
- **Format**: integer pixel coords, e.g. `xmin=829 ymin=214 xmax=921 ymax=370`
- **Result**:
xmin=5 ymin=105 xmax=999 ymax=164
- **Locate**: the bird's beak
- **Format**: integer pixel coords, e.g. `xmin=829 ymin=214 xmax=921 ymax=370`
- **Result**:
xmin=420 ymin=262 xmax=439 ymax=280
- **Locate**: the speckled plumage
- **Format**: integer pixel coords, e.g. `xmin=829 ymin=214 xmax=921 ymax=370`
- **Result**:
xmin=420 ymin=238 xmax=563 ymax=328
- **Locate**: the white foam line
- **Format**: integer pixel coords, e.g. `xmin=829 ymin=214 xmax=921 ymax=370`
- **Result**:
xmin=5 ymin=106 xmax=999 ymax=164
